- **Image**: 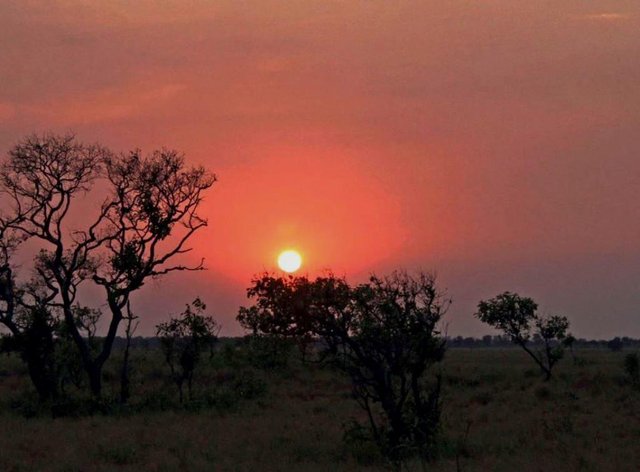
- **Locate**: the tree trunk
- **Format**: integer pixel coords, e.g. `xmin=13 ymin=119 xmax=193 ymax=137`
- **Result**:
xmin=120 ymin=303 xmax=137 ymax=404
xmin=25 ymin=355 xmax=57 ymax=402
xmin=120 ymin=347 xmax=131 ymax=404
xmin=21 ymin=309 xmax=59 ymax=402
xmin=84 ymin=292 xmax=125 ymax=399
xmin=520 ymin=342 xmax=552 ymax=380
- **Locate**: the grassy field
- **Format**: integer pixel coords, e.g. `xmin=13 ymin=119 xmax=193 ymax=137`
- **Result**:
xmin=0 ymin=347 xmax=638 ymax=471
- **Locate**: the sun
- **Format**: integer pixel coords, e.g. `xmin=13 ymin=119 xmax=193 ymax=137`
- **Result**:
xmin=277 ymin=249 xmax=302 ymax=273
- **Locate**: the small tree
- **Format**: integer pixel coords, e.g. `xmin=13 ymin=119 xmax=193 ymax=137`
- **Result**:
xmin=475 ymin=292 xmax=571 ymax=380
xmin=156 ymin=298 xmax=220 ymax=403
xmin=315 ymin=272 xmax=448 ymax=462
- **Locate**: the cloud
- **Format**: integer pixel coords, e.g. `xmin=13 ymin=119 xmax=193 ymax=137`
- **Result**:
xmin=576 ymin=13 xmax=633 ymax=21
xmin=24 ymin=82 xmax=186 ymax=125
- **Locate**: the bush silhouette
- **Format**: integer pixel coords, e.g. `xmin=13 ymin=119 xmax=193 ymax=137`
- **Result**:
xmin=156 ymin=298 xmax=220 ymax=403
xmin=239 ymin=270 xmax=449 ymax=463
xmin=238 ymin=274 xmax=317 ymax=362
xmin=608 ymin=337 xmax=624 ymax=352
xmin=624 ymin=352 xmax=640 ymax=387
xmin=314 ymin=271 xmax=448 ymax=463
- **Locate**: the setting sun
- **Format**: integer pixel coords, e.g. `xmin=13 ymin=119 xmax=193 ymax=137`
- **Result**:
xmin=277 ymin=250 xmax=302 ymax=273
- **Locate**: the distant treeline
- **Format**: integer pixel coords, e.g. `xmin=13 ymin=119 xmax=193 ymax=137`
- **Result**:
xmin=111 ymin=335 xmax=640 ymax=351
xmin=447 ymin=335 xmax=638 ymax=350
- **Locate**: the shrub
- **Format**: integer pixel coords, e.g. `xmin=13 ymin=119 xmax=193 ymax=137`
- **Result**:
xmin=624 ymin=352 xmax=640 ymax=386
xmin=241 ymin=334 xmax=292 ymax=370
xmin=156 ymin=298 xmax=220 ymax=403
xmin=343 ymin=420 xmax=384 ymax=465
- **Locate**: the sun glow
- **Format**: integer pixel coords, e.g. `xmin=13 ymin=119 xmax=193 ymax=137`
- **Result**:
xmin=277 ymin=249 xmax=302 ymax=273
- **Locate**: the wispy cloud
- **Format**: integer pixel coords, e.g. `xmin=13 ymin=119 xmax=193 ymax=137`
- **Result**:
xmin=576 ymin=13 xmax=633 ymax=21
xmin=24 ymin=82 xmax=186 ymax=125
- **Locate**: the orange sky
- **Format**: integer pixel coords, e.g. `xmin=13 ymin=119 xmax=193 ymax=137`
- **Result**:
xmin=1 ymin=1 xmax=639 ymax=337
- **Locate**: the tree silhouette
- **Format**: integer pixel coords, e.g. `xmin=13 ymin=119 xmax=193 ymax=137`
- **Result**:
xmin=238 ymin=273 xmax=317 ymax=362
xmin=238 ymin=271 xmax=449 ymax=462
xmin=607 ymin=337 xmax=624 ymax=352
xmin=314 ymin=271 xmax=448 ymax=462
xmin=0 ymin=133 xmax=215 ymax=398
xmin=156 ymin=298 xmax=220 ymax=403
xmin=475 ymin=292 xmax=571 ymax=380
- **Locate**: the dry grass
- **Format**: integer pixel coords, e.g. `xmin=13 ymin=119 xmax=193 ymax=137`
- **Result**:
xmin=0 ymin=348 xmax=638 ymax=471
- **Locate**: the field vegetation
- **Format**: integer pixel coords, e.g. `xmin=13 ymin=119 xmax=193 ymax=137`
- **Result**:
xmin=0 ymin=346 xmax=638 ymax=471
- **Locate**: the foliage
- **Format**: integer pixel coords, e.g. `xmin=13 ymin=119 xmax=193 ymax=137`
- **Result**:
xmin=10 ymin=305 xmax=60 ymax=400
xmin=238 ymin=274 xmax=317 ymax=361
xmin=315 ymin=271 xmax=448 ymax=463
xmin=238 ymin=270 xmax=449 ymax=463
xmin=240 ymin=334 xmax=293 ymax=370
xmin=475 ymin=292 xmax=571 ymax=380
xmin=156 ymin=298 xmax=220 ymax=402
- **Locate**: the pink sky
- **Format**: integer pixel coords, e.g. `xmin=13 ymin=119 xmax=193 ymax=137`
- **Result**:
xmin=1 ymin=1 xmax=639 ymax=337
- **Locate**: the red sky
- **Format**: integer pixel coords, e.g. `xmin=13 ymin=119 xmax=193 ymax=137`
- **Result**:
xmin=1 ymin=1 xmax=639 ymax=337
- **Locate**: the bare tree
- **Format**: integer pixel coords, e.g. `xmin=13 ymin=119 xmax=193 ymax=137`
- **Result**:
xmin=0 ymin=133 xmax=215 ymax=398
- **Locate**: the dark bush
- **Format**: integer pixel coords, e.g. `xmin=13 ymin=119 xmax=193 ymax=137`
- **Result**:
xmin=156 ymin=298 xmax=220 ymax=403
xmin=624 ymin=352 xmax=640 ymax=386
xmin=241 ymin=334 xmax=293 ymax=370
xmin=608 ymin=337 xmax=624 ymax=352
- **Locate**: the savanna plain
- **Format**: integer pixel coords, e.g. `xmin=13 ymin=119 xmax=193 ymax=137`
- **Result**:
xmin=0 ymin=346 xmax=637 ymax=472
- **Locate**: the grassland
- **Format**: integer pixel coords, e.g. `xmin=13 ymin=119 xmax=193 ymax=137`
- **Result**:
xmin=0 ymin=347 xmax=638 ymax=471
